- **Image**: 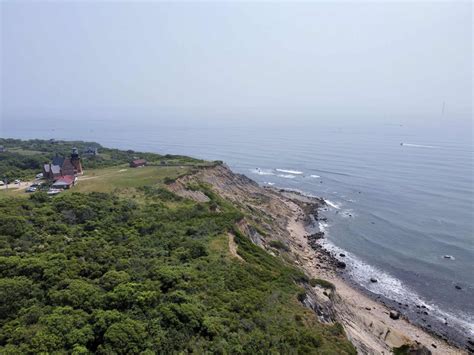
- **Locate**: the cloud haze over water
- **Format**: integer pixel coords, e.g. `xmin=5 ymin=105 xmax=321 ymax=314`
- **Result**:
xmin=1 ymin=1 xmax=472 ymax=126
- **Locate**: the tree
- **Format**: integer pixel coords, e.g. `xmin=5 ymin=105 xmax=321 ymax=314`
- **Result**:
xmin=102 ymin=318 xmax=148 ymax=354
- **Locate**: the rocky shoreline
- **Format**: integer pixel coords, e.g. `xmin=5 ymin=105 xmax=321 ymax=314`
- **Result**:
xmin=275 ymin=187 xmax=471 ymax=354
xmin=172 ymin=164 xmax=467 ymax=354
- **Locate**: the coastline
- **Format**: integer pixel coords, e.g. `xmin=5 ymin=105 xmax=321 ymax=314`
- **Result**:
xmin=174 ymin=164 xmax=467 ymax=354
xmin=279 ymin=190 xmax=465 ymax=354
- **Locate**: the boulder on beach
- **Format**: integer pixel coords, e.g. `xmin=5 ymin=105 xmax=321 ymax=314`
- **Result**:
xmin=389 ymin=310 xmax=400 ymax=320
xmin=336 ymin=261 xmax=346 ymax=269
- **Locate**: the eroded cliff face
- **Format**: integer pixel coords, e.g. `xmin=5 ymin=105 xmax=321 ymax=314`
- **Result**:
xmin=169 ymin=164 xmax=461 ymax=355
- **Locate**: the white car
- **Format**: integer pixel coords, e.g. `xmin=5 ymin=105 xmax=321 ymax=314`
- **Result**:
xmin=35 ymin=173 xmax=44 ymax=179
xmin=26 ymin=186 xmax=37 ymax=193
xmin=47 ymin=189 xmax=61 ymax=195
xmin=0 ymin=181 xmax=4 ymax=186
xmin=14 ymin=179 xmax=21 ymax=184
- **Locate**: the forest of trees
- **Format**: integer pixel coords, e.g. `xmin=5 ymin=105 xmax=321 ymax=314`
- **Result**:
xmin=0 ymin=139 xmax=355 ymax=353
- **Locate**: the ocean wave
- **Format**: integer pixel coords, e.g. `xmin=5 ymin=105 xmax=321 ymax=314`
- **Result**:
xmin=318 ymin=238 xmax=474 ymax=336
xmin=265 ymin=182 xmax=275 ymax=186
xmin=278 ymin=174 xmax=296 ymax=179
xmin=324 ymin=199 xmax=341 ymax=209
xmin=250 ymin=168 xmax=275 ymax=176
xmin=402 ymin=143 xmax=437 ymax=149
xmin=318 ymin=222 xmax=329 ymax=233
xmin=276 ymin=169 xmax=304 ymax=175
xmin=309 ymin=174 xmax=321 ymax=178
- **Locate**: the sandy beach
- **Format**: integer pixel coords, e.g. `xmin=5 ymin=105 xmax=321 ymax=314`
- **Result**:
xmin=171 ymin=164 xmax=467 ymax=354
xmin=283 ymin=197 xmax=465 ymax=354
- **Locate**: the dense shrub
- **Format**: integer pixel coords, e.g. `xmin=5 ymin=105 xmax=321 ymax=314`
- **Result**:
xmin=309 ymin=278 xmax=335 ymax=290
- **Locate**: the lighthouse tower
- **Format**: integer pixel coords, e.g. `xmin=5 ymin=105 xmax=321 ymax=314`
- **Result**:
xmin=70 ymin=147 xmax=83 ymax=175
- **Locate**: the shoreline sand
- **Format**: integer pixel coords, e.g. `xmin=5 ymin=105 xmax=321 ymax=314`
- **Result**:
xmin=281 ymin=195 xmax=465 ymax=354
xmin=172 ymin=164 xmax=466 ymax=354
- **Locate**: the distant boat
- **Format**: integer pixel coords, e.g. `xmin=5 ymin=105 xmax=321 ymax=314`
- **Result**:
xmin=400 ymin=143 xmax=404 ymax=146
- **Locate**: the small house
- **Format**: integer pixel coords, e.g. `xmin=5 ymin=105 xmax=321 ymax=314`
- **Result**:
xmin=130 ymin=159 xmax=147 ymax=168
xmin=83 ymin=146 xmax=98 ymax=156
xmin=43 ymin=164 xmax=62 ymax=180
xmin=52 ymin=175 xmax=76 ymax=189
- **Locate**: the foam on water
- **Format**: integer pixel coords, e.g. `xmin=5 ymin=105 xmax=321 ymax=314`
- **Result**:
xmin=309 ymin=174 xmax=321 ymax=178
xmin=278 ymin=174 xmax=296 ymax=179
xmin=276 ymin=168 xmax=304 ymax=175
xmin=318 ymin=221 xmax=329 ymax=233
xmin=318 ymin=236 xmax=474 ymax=337
xmin=250 ymin=168 xmax=275 ymax=176
xmin=324 ymin=199 xmax=341 ymax=209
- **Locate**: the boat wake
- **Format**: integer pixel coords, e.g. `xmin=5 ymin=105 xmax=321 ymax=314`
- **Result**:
xmin=401 ymin=143 xmax=437 ymax=149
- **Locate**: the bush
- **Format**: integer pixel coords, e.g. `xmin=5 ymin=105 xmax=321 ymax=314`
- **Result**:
xmin=269 ymin=240 xmax=290 ymax=251
xmin=309 ymin=278 xmax=335 ymax=290
xmin=163 ymin=177 xmax=176 ymax=185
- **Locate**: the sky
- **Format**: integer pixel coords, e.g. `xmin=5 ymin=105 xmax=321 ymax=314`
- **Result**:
xmin=1 ymin=1 xmax=472 ymax=127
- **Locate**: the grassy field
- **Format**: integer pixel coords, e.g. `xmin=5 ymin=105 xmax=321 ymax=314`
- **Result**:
xmin=0 ymin=165 xmax=193 ymax=199
xmin=72 ymin=165 xmax=191 ymax=193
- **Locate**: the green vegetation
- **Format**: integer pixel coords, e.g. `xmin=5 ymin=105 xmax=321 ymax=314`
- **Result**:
xmin=0 ymin=139 xmax=355 ymax=354
xmin=269 ymin=240 xmax=290 ymax=252
xmin=309 ymin=278 xmax=336 ymax=290
xmin=0 ymin=138 xmax=206 ymax=181
xmin=393 ymin=344 xmax=411 ymax=355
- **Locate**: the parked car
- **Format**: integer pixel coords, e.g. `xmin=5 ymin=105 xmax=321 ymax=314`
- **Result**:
xmin=0 ymin=181 xmax=4 ymax=186
xmin=47 ymin=188 xmax=61 ymax=195
xmin=26 ymin=186 xmax=37 ymax=193
xmin=14 ymin=179 xmax=21 ymax=184
xmin=36 ymin=173 xmax=44 ymax=179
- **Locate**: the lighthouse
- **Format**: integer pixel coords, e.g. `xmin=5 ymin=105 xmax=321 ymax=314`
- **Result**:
xmin=70 ymin=147 xmax=83 ymax=175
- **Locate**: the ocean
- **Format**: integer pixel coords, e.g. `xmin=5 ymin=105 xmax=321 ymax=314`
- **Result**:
xmin=3 ymin=117 xmax=473 ymax=342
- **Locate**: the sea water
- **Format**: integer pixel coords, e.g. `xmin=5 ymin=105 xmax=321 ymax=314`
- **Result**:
xmin=3 ymin=118 xmax=473 ymax=341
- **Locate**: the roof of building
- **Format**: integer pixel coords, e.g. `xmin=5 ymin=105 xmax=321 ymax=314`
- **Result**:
xmin=52 ymin=165 xmax=61 ymax=175
xmin=53 ymin=175 xmax=75 ymax=186
xmin=43 ymin=164 xmax=61 ymax=175
xmin=52 ymin=156 xmax=65 ymax=166
xmin=132 ymin=159 xmax=147 ymax=165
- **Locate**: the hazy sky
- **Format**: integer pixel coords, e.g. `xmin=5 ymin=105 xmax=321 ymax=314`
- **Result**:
xmin=1 ymin=1 xmax=472 ymax=125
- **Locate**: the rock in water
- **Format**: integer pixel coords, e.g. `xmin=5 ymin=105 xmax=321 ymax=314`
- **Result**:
xmin=336 ymin=261 xmax=346 ymax=268
xmin=455 ymin=285 xmax=462 ymax=290
xmin=389 ymin=310 xmax=400 ymax=320
xmin=370 ymin=278 xmax=378 ymax=283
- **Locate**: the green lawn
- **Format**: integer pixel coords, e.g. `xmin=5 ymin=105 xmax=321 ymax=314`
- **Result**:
xmin=0 ymin=165 xmax=192 ymax=200
xmin=72 ymin=165 xmax=191 ymax=193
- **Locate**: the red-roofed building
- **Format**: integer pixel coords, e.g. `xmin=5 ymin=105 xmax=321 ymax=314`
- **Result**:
xmin=130 ymin=159 xmax=147 ymax=168
xmin=52 ymin=175 xmax=76 ymax=189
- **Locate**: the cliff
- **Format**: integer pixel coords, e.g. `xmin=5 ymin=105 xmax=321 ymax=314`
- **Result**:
xmin=171 ymin=164 xmax=464 ymax=355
